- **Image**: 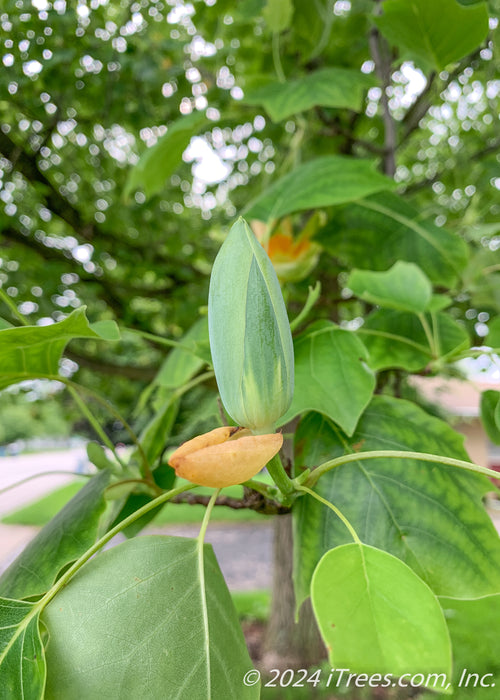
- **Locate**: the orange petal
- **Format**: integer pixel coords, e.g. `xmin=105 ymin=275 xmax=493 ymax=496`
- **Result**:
xmin=169 ymin=432 xmax=283 ymax=488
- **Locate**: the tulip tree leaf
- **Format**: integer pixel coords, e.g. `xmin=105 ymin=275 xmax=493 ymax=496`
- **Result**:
xmin=320 ymin=192 xmax=469 ymax=288
xmin=208 ymin=218 xmax=294 ymax=432
xmin=279 ymin=322 xmax=375 ymax=436
xmin=480 ymin=390 xmax=500 ymax=445
xmin=311 ymin=544 xmax=451 ymax=678
xmin=42 ymin=536 xmax=259 ymax=700
xmin=487 ymin=316 xmax=500 ymax=349
xmin=0 ymin=308 xmax=118 ymax=390
xmin=0 ymin=598 xmax=45 ymax=700
xmin=156 ymin=317 xmax=209 ymax=389
xmin=374 ymin=0 xmax=489 ymax=71
xmin=243 ymin=68 xmax=374 ymax=122
xmin=348 ymin=261 xmax=432 ymax=313
xmin=244 ymin=156 xmax=395 ymax=222
xmin=124 ymin=111 xmax=206 ymax=200
xmin=293 ymin=397 xmax=500 ymax=608
xmin=262 ymin=0 xmax=293 ymax=31
xmin=0 ymin=470 xmax=111 ymax=601
xmin=358 ymin=309 xmax=469 ymax=371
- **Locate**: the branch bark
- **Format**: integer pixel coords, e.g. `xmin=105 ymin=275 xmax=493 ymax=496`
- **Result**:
xmin=369 ymin=21 xmax=397 ymax=176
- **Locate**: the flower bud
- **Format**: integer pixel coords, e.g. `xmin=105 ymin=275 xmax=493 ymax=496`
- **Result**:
xmin=168 ymin=426 xmax=283 ymax=487
xmin=208 ymin=217 xmax=294 ymax=434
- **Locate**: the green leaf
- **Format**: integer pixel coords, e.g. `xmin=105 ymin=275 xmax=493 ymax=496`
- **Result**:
xmin=86 ymin=442 xmax=116 ymax=471
xmin=0 ymin=471 xmax=111 ymax=600
xmin=89 ymin=319 xmax=120 ymax=341
xmin=279 ymin=321 xmax=375 ymax=436
xmin=374 ymin=0 xmax=489 ymax=71
xmin=42 ymin=536 xmax=259 ymax=700
xmin=242 ymin=68 xmax=374 ymax=122
xmin=348 ymin=261 xmax=432 ymax=313
xmin=311 ymin=544 xmax=451 ymax=677
xmin=358 ymin=309 xmax=469 ymax=371
xmin=293 ymin=397 xmax=500 ymax=608
xmin=156 ymin=317 xmax=209 ymax=388
xmin=488 ymin=316 xmax=500 ymax=348
xmin=208 ymin=217 xmax=294 ymax=433
xmin=0 ymin=598 xmax=45 ymax=700
xmin=262 ymin=0 xmax=293 ymax=31
xmin=124 ymin=112 xmax=206 ymax=200
xmin=480 ymin=390 xmax=500 ymax=445
xmin=138 ymin=393 xmax=179 ymax=465
xmin=320 ymin=192 xmax=469 ymax=287
xmin=244 ymin=157 xmax=395 ymax=223
xmin=0 ymin=308 xmax=115 ymax=390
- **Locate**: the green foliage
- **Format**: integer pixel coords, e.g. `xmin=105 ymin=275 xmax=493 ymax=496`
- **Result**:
xmin=242 ymin=68 xmax=374 ymax=122
xmin=279 ymin=321 xmax=375 ymax=435
xmin=311 ymin=544 xmax=451 ymax=678
xmin=0 ymin=309 xmax=119 ymax=389
xmin=245 ymin=157 xmax=395 ymax=221
xmin=0 ymin=598 xmax=45 ymax=700
xmin=0 ymin=471 xmax=111 ymax=600
xmin=347 ymin=261 xmax=432 ymax=313
xmin=293 ymin=399 xmax=500 ymax=608
xmin=375 ymin=0 xmax=490 ymax=71
xmin=0 ymin=0 xmax=499 ymax=696
xmin=42 ymin=536 xmax=258 ymax=700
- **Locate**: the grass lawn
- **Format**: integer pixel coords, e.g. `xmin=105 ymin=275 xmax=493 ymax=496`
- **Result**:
xmin=2 ymin=478 xmax=269 ymax=527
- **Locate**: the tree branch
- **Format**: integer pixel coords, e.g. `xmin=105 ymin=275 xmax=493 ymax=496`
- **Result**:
xmin=170 ymin=489 xmax=290 ymax=515
xmin=369 ymin=20 xmax=397 ymax=176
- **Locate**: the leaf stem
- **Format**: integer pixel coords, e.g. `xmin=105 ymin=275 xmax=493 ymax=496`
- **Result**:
xmin=0 ymin=287 xmax=28 ymax=326
xmin=418 ymin=312 xmax=436 ymax=356
xmin=2 ymin=482 xmax=197 ymax=666
xmin=266 ymin=452 xmax=295 ymax=499
xmin=196 ymin=488 xmax=220 ymax=696
xmin=39 ymin=482 xmax=196 ymax=610
xmin=0 ymin=471 xmax=89 ymax=498
xmin=289 ymin=282 xmax=321 ymax=333
xmin=296 ymin=485 xmax=361 ymax=544
xmin=67 ymin=385 xmax=127 ymax=470
xmin=305 ymin=449 xmax=500 ymax=488
xmin=272 ymin=32 xmax=286 ymax=83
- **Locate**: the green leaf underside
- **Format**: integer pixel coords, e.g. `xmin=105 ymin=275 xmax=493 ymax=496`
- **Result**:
xmin=320 ymin=192 xmax=469 ymax=287
xmin=279 ymin=321 xmax=375 ymax=436
xmin=244 ymin=156 xmax=395 ymax=222
xmin=311 ymin=544 xmax=451 ymax=677
xmin=42 ymin=536 xmax=258 ymax=700
xmin=208 ymin=218 xmax=293 ymax=431
xmin=348 ymin=261 xmax=432 ymax=313
xmin=0 ymin=598 xmax=45 ymax=700
xmin=0 ymin=470 xmax=111 ymax=601
xmin=480 ymin=391 xmax=500 ymax=445
xmin=242 ymin=67 xmax=374 ymax=121
xmin=358 ymin=309 xmax=469 ymax=371
xmin=0 ymin=308 xmax=114 ymax=390
xmin=124 ymin=111 xmax=206 ymax=200
xmin=293 ymin=396 xmax=500 ymax=609
xmin=374 ymin=0 xmax=489 ymax=71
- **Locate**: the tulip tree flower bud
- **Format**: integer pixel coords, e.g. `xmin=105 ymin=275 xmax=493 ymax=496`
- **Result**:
xmin=168 ymin=426 xmax=283 ymax=488
xmin=208 ymin=217 xmax=294 ymax=434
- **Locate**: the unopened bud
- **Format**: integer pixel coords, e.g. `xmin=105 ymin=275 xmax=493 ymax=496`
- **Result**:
xmin=208 ymin=217 xmax=294 ymax=433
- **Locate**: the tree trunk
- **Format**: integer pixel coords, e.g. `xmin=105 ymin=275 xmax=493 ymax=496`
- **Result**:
xmin=262 ymin=513 xmax=326 ymax=669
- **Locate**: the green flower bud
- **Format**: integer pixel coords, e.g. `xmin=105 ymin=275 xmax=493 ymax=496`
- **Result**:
xmin=208 ymin=217 xmax=294 ymax=434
